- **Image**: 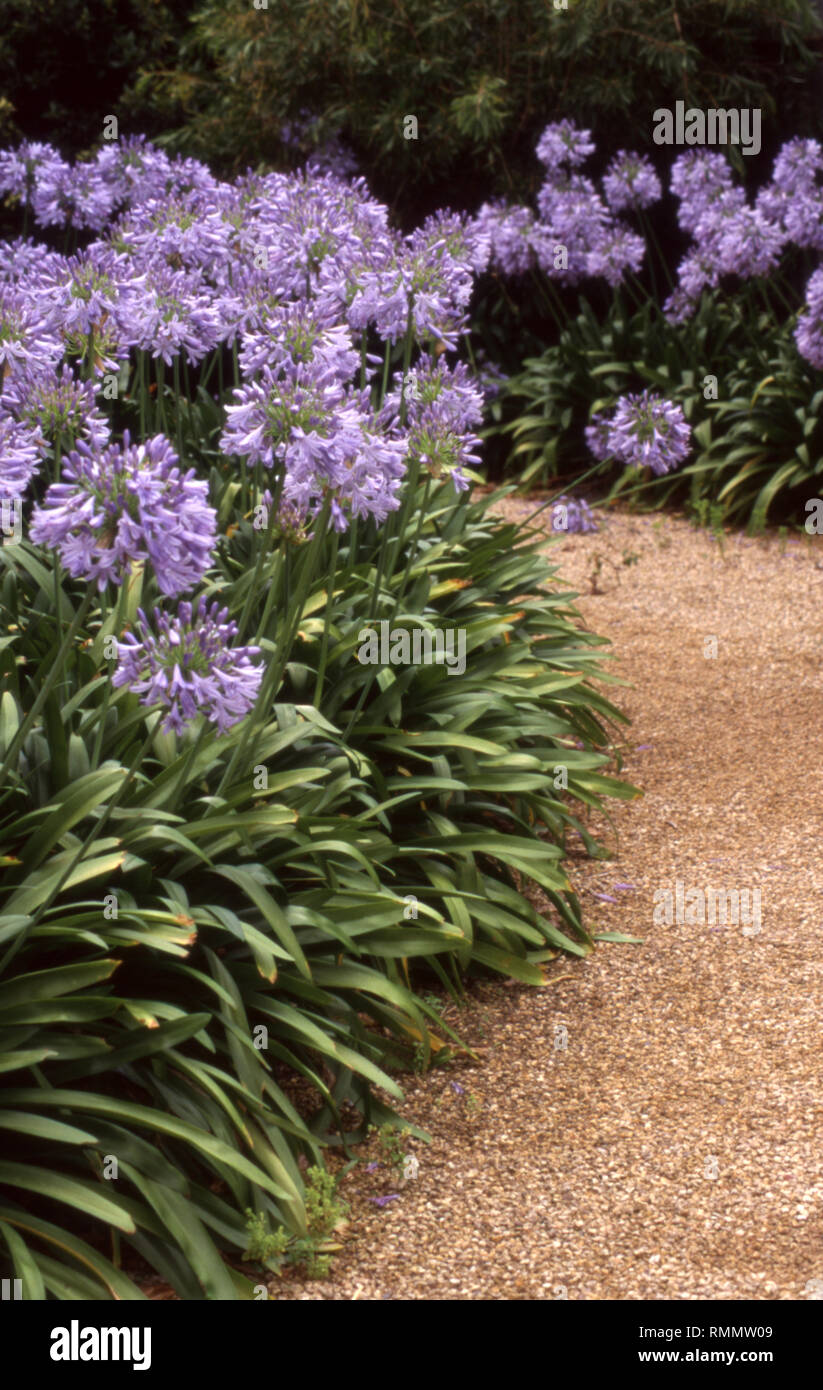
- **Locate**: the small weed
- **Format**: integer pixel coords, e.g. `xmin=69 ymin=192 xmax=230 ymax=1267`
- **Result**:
xmin=652 ymin=519 xmax=672 ymax=550
xmin=588 ymin=552 xmax=604 ymax=594
xmin=369 ymin=1122 xmax=406 ymax=1171
xmin=243 ymin=1164 xmax=349 ymax=1280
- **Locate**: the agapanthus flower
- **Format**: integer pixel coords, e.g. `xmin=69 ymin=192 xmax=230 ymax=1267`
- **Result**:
xmin=0 ymin=140 xmax=65 ymax=206
xmin=585 ymin=223 xmax=645 ymax=287
xmin=257 ymin=490 xmax=313 ymax=544
xmin=0 ymin=236 xmax=64 ymax=287
xmin=795 ymin=268 xmax=823 ymax=370
xmin=118 ymin=190 xmax=231 ymax=280
xmin=550 ymin=495 xmax=598 ymax=534
xmin=662 ymin=284 xmax=700 ymax=325
xmin=380 ymin=356 xmax=483 ymax=490
xmin=221 ymin=360 xmax=351 ymax=471
xmin=472 ymin=350 xmax=508 ymax=401
xmin=535 ymin=173 xmax=612 ymax=281
xmin=584 ymin=414 xmax=613 ymax=462
xmin=589 ymin=392 xmax=691 ymax=475
xmin=0 ymin=413 xmax=44 ymax=498
xmin=30 ymin=433 xmax=216 ymax=593
xmin=472 ymin=201 xmax=536 ymax=277
xmin=348 ymin=214 xmax=477 ymax=347
xmin=782 ymin=189 xmax=823 ymax=253
xmin=117 ymin=263 xmax=222 ymax=364
xmin=305 ymin=136 xmax=360 ymax=181
xmin=32 ymin=157 xmax=114 ymax=231
xmin=222 ymin=363 xmax=406 ymax=527
xmin=536 ymin=121 xmax=596 ymax=172
xmin=712 ymin=207 xmax=785 ymax=279
xmin=242 ymin=169 xmax=394 ymax=309
xmin=602 ymin=152 xmax=662 ymax=213
xmin=671 ymin=247 xmax=719 ymax=303
xmin=669 ymin=151 xmax=735 ymax=234
xmin=92 ymin=136 xmax=166 ymax=209
xmin=238 ymin=300 xmax=359 ymax=382
xmin=772 ymin=138 xmax=823 ymax=195
xmin=57 ymin=250 xmax=122 ymax=336
xmin=113 ymin=598 xmax=263 ymax=735
xmin=0 ymin=283 xmax=63 ymax=378
xmin=1 ymin=363 xmax=110 ymax=451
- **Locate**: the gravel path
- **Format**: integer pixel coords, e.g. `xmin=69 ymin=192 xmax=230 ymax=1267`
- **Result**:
xmin=276 ymin=505 xmax=823 ymax=1301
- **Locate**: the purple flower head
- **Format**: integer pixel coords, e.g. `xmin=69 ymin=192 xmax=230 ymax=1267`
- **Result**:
xmin=30 ymin=433 xmax=217 ymax=594
xmin=602 ymin=152 xmax=662 ymax=213
xmin=594 ymin=392 xmax=691 ymax=475
xmin=0 ymin=414 xmax=44 ymax=498
xmin=348 ymin=214 xmax=476 ymax=348
xmin=783 ymin=188 xmax=823 ymax=253
xmin=550 ymin=495 xmax=598 ymax=534
xmin=0 ymin=141 xmax=65 ymax=206
xmin=473 ymin=201 xmax=536 ymax=277
xmin=280 ymin=110 xmax=360 ymax=180
xmin=670 ymin=151 xmax=735 ymax=234
xmin=0 ymin=236 xmax=64 ymax=288
xmin=535 ymin=173 xmax=611 ymax=282
xmin=662 ymin=285 xmax=699 ymax=326
xmin=584 ymin=414 xmax=613 ymax=462
xmin=119 ymin=189 xmax=228 ymax=275
xmin=472 ymin=350 xmax=508 ymax=402
xmin=238 ymin=301 xmax=359 ymax=382
xmin=305 ymin=135 xmax=360 ymax=181
xmin=113 ymin=597 xmax=262 ymax=735
xmin=1 ymin=363 xmax=110 ymax=452
xmin=32 ymin=157 xmax=114 ymax=231
xmin=712 ymin=207 xmax=785 ymax=280
xmin=222 ymin=363 xmax=405 ymax=528
xmin=795 ymin=268 xmax=823 ymax=370
xmin=536 ymin=121 xmax=596 ymax=172
xmin=221 ymin=360 xmax=351 ymax=471
xmin=380 ymin=356 xmax=483 ymax=491
xmin=58 ymin=250 xmax=121 ymax=336
xmin=772 ymin=138 xmax=823 ymax=196
xmin=0 ymin=283 xmax=63 ymax=379
xmin=258 ymin=491 xmax=313 ymax=544
xmin=117 ymin=262 xmax=222 ymax=365
xmin=585 ymin=223 xmax=645 ymax=287
xmin=244 ymin=168 xmax=394 ymax=308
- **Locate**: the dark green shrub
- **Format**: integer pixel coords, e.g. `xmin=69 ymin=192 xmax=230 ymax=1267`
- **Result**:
xmin=130 ymin=0 xmax=823 ymax=217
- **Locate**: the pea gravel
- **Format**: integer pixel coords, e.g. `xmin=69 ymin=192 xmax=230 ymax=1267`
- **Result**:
xmin=272 ymin=503 xmax=823 ymax=1301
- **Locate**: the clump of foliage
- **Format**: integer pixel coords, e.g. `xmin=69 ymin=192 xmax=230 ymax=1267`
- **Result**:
xmin=243 ymin=1166 xmax=349 ymax=1279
